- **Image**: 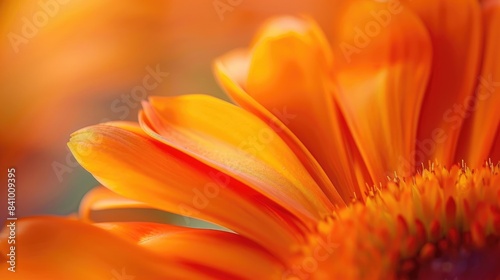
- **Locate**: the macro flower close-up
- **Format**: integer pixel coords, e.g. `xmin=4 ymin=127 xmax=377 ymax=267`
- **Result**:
xmin=1 ymin=0 xmax=500 ymax=279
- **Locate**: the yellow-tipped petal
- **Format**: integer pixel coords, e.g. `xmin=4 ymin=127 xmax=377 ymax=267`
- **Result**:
xmin=140 ymin=94 xmax=334 ymax=222
xmin=68 ymin=123 xmax=304 ymax=259
xmin=456 ymin=1 xmax=500 ymax=166
xmin=331 ymin=0 xmax=432 ymax=184
xmin=404 ymin=0 xmax=483 ymax=165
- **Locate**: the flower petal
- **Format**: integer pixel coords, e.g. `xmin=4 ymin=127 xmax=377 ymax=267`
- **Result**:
xmin=141 ymin=94 xmax=335 ymax=221
xmin=0 ymin=217 xmax=285 ymax=279
xmin=79 ymin=186 xmax=154 ymax=222
xmin=69 ymin=123 xmax=305 ymax=259
xmin=330 ymin=0 xmax=432 ymax=183
xmin=0 ymin=217 xmax=199 ymax=279
xmin=405 ymin=0 xmax=483 ymax=164
xmin=214 ymin=48 xmax=347 ymax=206
xmin=80 ymin=185 xmax=226 ymax=230
xmin=215 ymin=16 xmax=365 ymax=203
xmin=97 ymin=222 xmax=286 ymax=279
xmin=490 ymin=130 xmax=500 ymax=162
xmin=456 ymin=0 xmax=500 ymax=166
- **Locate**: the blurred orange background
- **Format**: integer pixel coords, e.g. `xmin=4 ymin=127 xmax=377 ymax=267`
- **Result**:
xmin=0 ymin=0 xmax=344 ymax=220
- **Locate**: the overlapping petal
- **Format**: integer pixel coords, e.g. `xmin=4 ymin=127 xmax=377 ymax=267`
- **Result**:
xmin=79 ymin=186 xmax=151 ymax=221
xmin=140 ymin=94 xmax=336 ymax=220
xmin=0 ymin=217 xmax=193 ymax=280
xmin=331 ymin=0 xmax=432 ymax=185
xmin=0 ymin=217 xmax=285 ymax=279
xmin=214 ymin=48 xmax=347 ymax=206
xmin=403 ymin=0 xmax=483 ymax=165
xmin=215 ymin=16 xmax=366 ymax=203
xmin=68 ymin=122 xmax=307 ymax=259
xmin=456 ymin=0 xmax=500 ymax=166
xmin=97 ymin=222 xmax=285 ymax=279
xmin=45 ymin=3 xmax=500 ymax=279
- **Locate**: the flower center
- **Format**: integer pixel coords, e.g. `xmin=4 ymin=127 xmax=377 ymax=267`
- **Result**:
xmin=397 ymin=225 xmax=500 ymax=279
xmin=415 ymin=241 xmax=500 ymax=279
xmin=288 ymin=162 xmax=500 ymax=279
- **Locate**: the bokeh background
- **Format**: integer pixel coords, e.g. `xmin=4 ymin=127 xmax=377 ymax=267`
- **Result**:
xmin=0 ymin=0 xmax=346 ymax=221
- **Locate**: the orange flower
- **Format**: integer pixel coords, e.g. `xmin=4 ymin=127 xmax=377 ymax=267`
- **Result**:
xmin=2 ymin=0 xmax=500 ymax=279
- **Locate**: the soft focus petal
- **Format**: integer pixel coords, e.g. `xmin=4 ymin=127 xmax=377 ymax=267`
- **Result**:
xmin=0 ymin=217 xmax=285 ymax=279
xmin=68 ymin=123 xmax=305 ymax=259
xmin=456 ymin=0 xmax=500 ymax=166
xmin=404 ymin=0 xmax=483 ymax=164
xmin=141 ymin=94 xmax=335 ymax=221
xmin=0 ymin=217 xmax=200 ymax=280
xmin=97 ymin=222 xmax=285 ymax=279
xmin=331 ymin=0 xmax=432 ymax=184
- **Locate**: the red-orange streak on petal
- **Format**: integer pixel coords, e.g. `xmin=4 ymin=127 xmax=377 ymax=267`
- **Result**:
xmin=332 ymin=0 xmax=432 ymax=185
xmin=68 ymin=123 xmax=305 ymax=259
xmin=490 ymin=130 xmax=500 ymax=162
xmin=140 ymin=94 xmax=334 ymax=222
xmin=406 ymin=0 xmax=482 ymax=165
xmin=456 ymin=0 xmax=500 ymax=166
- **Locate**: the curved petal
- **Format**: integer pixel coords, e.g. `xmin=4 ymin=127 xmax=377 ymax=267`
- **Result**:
xmin=79 ymin=186 xmax=153 ymax=221
xmin=0 ymin=217 xmax=285 ymax=279
xmin=403 ymin=0 xmax=483 ymax=165
xmin=140 ymin=94 xmax=334 ymax=221
xmin=214 ymin=49 xmax=347 ymax=206
xmin=80 ymin=186 xmax=227 ymax=230
xmin=456 ymin=0 xmax=500 ymax=166
xmin=0 ymin=217 xmax=201 ymax=280
xmin=331 ymin=0 xmax=432 ymax=184
xmin=215 ymin=16 xmax=364 ymax=203
xmin=68 ymin=122 xmax=305 ymax=259
xmin=97 ymin=222 xmax=286 ymax=279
